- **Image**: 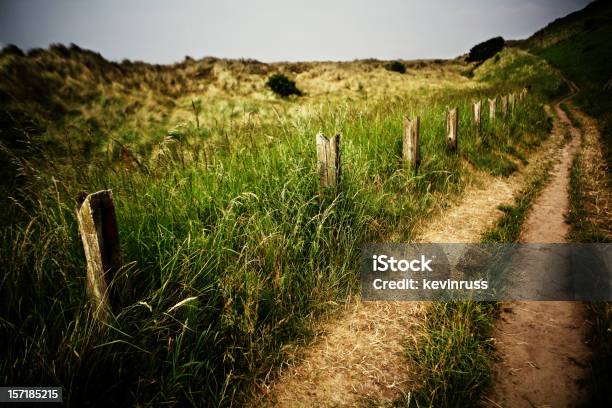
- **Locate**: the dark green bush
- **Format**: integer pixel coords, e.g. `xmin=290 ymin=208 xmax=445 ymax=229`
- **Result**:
xmin=385 ymin=61 xmax=406 ymax=74
xmin=266 ymin=73 xmax=302 ymax=97
xmin=0 ymin=44 xmax=25 ymax=57
xmin=467 ymin=37 xmax=505 ymax=62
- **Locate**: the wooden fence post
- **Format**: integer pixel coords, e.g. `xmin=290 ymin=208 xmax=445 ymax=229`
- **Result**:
xmin=473 ymin=100 xmax=482 ymax=128
xmin=446 ymin=107 xmax=458 ymax=150
xmin=403 ymin=116 xmax=420 ymax=169
xmin=488 ymin=98 xmax=496 ymax=121
xmin=316 ymin=132 xmax=341 ymax=189
xmin=509 ymin=93 xmax=516 ymax=112
xmin=76 ymin=190 xmax=123 ymax=319
xmin=501 ymin=95 xmax=508 ymax=116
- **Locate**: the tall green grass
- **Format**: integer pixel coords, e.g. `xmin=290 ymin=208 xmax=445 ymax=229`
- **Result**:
xmin=400 ymin=301 xmax=499 ymax=408
xmin=1 ymin=62 xmax=557 ymax=405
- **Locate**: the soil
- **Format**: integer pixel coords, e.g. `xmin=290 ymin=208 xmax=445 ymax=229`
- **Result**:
xmin=521 ymin=105 xmax=581 ymax=243
xmin=484 ymin=103 xmax=592 ymax=408
xmin=254 ymin=301 xmax=424 ymax=407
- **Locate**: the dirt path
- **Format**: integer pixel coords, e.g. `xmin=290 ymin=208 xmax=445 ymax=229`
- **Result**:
xmin=254 ymin=109 xmax=566 ymax=407
xmin=521 ymin=105 xmax=580 ymax=243
xmin=484 ymin=103 xmax=591 ymax=408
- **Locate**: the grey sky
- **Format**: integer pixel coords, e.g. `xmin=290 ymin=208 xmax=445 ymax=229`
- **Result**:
xmin=0 ymin=0 xmax=590 ymax=63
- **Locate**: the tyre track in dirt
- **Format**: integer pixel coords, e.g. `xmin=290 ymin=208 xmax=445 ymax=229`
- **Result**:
xmin=483 ymin=103 xmax=592 ymax=408
xmin=253 ymin=107 xmax=567 ymax=408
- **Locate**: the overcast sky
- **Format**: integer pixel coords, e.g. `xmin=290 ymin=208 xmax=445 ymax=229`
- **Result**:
xmin=0 ymin=0 xmax=590 ymax=63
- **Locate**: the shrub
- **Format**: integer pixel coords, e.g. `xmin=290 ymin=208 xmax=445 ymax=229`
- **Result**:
xmin=467 ymin=37 xmax=505 ymax=63
xmin=0 ymin=44 xmax=25 ymax=57
xmin=266 ymin=73 xmax=302 ymax=97
xmin=385 ymin=61 xmax=406 ymax=74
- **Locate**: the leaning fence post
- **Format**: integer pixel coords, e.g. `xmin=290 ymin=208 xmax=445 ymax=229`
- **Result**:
xmin=501 ymin=95 xmax=508 ymax=116
xmin=446 ymin=107 xmax=458 ymax=150
xmin=76 ymin=190 xmax=123 ymax=319
xmin=316 ymin=132 xmax=341 ymax=190
xmin=488 ymin=98 xmax=496 ymax=121
xmin=403 ymin=116 xmax=420 ymax=170
xmin=473 ymin=100 xmax=482 ymax=128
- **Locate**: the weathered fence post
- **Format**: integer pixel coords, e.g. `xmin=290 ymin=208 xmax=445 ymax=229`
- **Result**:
xmin=501 ymin=95 xmax=508 ymax=116
xmin=316 ymin=132 xmax=341 ymax=189
xmin=403 ymin=116 xmax=420 ymax=169
xmin=446 ymin=107 xmax=458 ymax=150
xmin=473 ymin=100 xmax=482 ymax=128
xmin=488 ymin=98 xmax=496 ymax=121
xmin=76 ymin=190 xmax=123 ymax=319
xmin=509 ymin=93 xmax=516 ymax=112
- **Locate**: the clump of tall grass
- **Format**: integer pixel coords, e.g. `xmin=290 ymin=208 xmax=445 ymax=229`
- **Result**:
xmin=400 ymin=301 xmax=499 ymax=407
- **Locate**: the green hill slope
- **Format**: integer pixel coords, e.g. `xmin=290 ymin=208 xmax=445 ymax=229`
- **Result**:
xmin=521 ymin=0 xmax=612 ymax=51
xmin=525 ymin=0 xmax=612 ymax=166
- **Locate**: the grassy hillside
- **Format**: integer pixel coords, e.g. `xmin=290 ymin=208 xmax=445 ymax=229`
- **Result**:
xmin=472 ymin=48 xmax=568 ymax=99
xmin=0 ymin=41 xmax=565 ymax=406
xmin=0 ymin=43 xmax=476 ymax=213
xmin=0 ymin=44 xmax=472 ymax=156
xmin=520 ymin=0 xmax=611 ymax=50
xmin=528 ymin=0 xmax=612 ymax=168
